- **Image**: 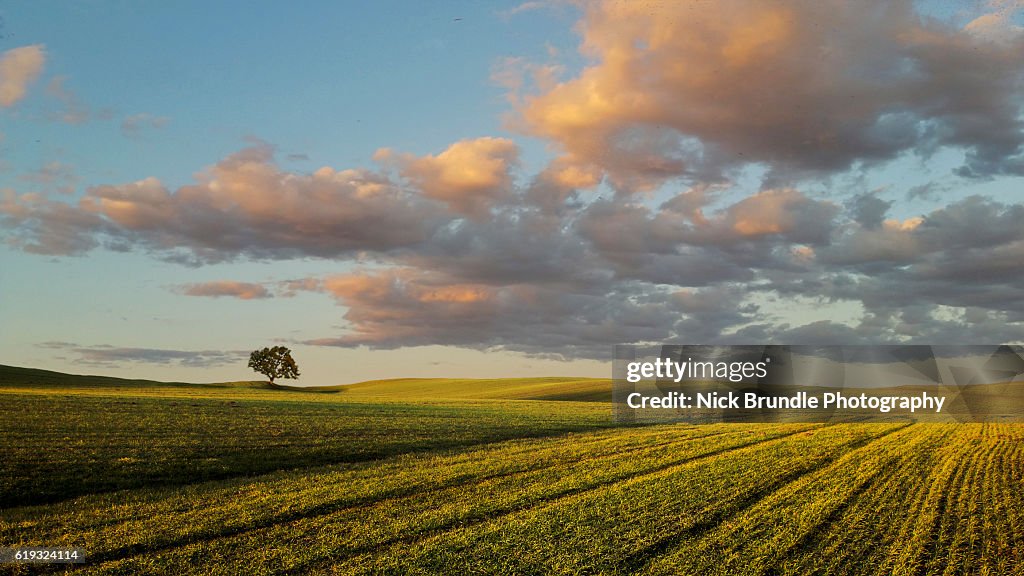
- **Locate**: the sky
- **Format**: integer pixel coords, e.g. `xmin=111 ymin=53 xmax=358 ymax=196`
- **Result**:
xmin=1 ymin=1 xmax=1023 ymax=385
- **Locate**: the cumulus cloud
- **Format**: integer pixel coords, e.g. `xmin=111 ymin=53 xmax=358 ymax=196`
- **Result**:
xmin=298 ymin=189 xmax=1024 ymax=355
xmin=374 ymin=137 xmax=519 ymax=218
xmin=1 ymin=143 xmax=451 ymax=262
xmin=7 ymin=4 xmax=1024 ymax=359
xmin=821 ymin=195 xmax=1023 ymax=270
xmin=759 ymin=195 xmax=1024 ymax=342
xmin=576 ymin=187 xmax=839 ymax=281
xmin=847 ymin=192 xmax=892 ymax=230
xmin=1 ymin=188 xmax=109 ymax=255
xmin=0 ymin=45 xmax=45 ymax=107
xmin=311 ymin=269 xmax=501 ymax=346
xmin=400 ymin=207 xmax=604 ymax=286
xmin=10 ymin=153 xmax=1023 ymax=356
xmin=508 ymin=0 xmax=1024 ymax=190
xmin=964 ymin=0 xmax=1024 ymax=45
xmin=305 ymin=268 xmax=702 ymax=359
xmin=179 ymin=281 xmax=272 ymax=300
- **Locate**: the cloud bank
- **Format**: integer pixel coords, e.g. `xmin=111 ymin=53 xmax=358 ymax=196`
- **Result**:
xmin=511 ymin=0 xmax=1024 ymax=188
xmin=5 ymin=1 xmax=1024 ymax=359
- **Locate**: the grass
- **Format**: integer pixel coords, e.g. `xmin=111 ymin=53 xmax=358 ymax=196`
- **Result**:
xmin=300 ymin=375 xmax=613 ymax=402
xmin=0 ymin=365 xmax=1021 ymax=575
xmin=0 ymin=369 xmax=614 ymax=509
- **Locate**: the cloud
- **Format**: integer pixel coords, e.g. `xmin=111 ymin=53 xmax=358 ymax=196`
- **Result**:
xmin=297 ymin=189 xmax=1024 ymax=355
xmin=820 ymin=195 xmax=1023 ymax=270
xmin=6 ymin=6 xmax=1024 ymax=360
xmin=277 ymin=277 xmax=323 ymax=297
xmin=0 ymin=45 xmax=45 ymax=107
xmin=846 ymin=192 xmax=892 ymax=230
xmin=0 ymin=187 xmax=109 ymax=255
xmin=37 ymin=342 xmax=246 ymax=368
xmin=761 ymin=196 xmax=1024 ymax=342
xmin=1 ymin=143 xmax=452 ymax=262
xmin=499 ymin=1 xmax=547 ymax=19
xmin=304 ymin=268 xmax=697 ymax=359
xmin=508 ymin=1 xmax=1024 ymax=190
xmin=576 ymin=188 xmax=839 ymax=276
xmin=964 ymin=0 xmax=1024 ymax=45
xmin=520 ymin=158 xmax=598 ymax=214
xmin=314 ymin=269 xmax=500 ymax=346
xmin=905 ymin=180 xmax=953 ymax=201
xmin=19 ymin=161 xmax=78 ymax=194
xmin=374 ymin=137 xmax=519 ymax=218
xmin=120 ymin=113 xmax=169 ymax=138
xmin=399 ymin=207 xmax=603 ymax=286
xmin=10 ymin=145 xmax=1022 ymax=356
xmin=179 ymin=281 xmax=272 ymax=300
xmin=723 ymin=189 xmax=838 ymax=242
xmin=45 ymin=76 xmax=90 ymax=124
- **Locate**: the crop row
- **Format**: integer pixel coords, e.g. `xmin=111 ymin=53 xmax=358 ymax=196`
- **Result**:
xmin=6 ymin=411 xmax=1020 ymax=575
xmin=0 ymin=391 xmax=612 ymax=507
xmin=2 ymin=422 xmax=736 ymax=550
xmin=25 ymin=424 xmax=811 ymax=574
xmin=319 ymin=424 xmax=900 ymax=575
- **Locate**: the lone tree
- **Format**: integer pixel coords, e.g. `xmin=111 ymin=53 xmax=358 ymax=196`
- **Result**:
xmin=248 ymin=346 xmax=300 ymax=384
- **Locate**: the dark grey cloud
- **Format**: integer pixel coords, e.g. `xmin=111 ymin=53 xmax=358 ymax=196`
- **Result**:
xmin=37 ymin=342 xmax=247 ymax=368
xmin=906 ymin=180 xmax=954 ymax=201
xmin=305 ymin=275 xmax=720 ymax=360
xmin=847 ymin=192 xmax=892 ymax=230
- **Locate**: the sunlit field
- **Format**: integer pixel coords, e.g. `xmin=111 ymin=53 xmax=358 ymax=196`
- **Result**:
xmin=1 ymin=365 xmax=1022 ymax=575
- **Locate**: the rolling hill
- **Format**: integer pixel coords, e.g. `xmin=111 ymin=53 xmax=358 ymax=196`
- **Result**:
xmin=1 ymin=364 xmax=1022 ymax=574
xmin=0 ymin=364 xmax=613 ymax=402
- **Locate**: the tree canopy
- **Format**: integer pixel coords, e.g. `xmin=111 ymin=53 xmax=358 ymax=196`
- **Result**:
xmin=248 ymin=346 xmax=299 ymax=384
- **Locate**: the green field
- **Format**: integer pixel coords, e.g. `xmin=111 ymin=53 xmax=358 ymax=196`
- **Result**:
xmin=1 ymin=365 xmax=1022 ymax=575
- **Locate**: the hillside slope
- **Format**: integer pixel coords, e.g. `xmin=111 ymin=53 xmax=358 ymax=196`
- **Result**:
xmin=0 ymin=365 xmax=611 ymax=402
xmin=295 ymin=376 xmax=611 ymax=402
xmin=0 ymin=364 xmax=266 ymax=389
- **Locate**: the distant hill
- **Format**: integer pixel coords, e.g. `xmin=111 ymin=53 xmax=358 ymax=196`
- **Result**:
xmin=0 ymin=365 xmax=612 ymax=402
xmin=0 ymin=364 xmax=269 ymax=390
xmin=311 ymin=376 xmax=612 ymax=402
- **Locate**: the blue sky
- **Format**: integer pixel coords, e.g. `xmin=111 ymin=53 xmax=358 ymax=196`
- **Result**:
xmin=2 ymin=1 xmax=1023 ymax=384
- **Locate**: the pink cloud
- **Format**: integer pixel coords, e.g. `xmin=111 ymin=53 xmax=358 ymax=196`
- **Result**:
xmin=180 ymin=281 xmax=272 ymax=300
xmin=0 ymin=45 xmax=45 ymax=107
xmin=2 ymin=143 xmax=451 ymax=262
xmin=509 ymin=0 xmax=1024 ymax=189
xmin=375 ymin=137 xmax=519 ymax=218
